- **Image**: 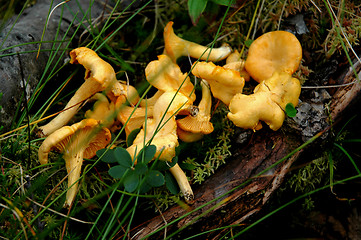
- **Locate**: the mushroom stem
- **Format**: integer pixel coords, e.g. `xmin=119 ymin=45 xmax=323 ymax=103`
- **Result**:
xmin=38 ymin=79 xmax=102 ymax=136
xmin=164 ymin=21 xmax=231 ymax=62
xmin=64 ymin=151 xmax=84 ymax=208
xmin=169 ymin=163 xmax=194 ymax=203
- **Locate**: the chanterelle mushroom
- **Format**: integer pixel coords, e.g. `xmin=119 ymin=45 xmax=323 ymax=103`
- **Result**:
xmin=84 ymin=93 xmax=116 ymax=128
xmin=227 ymin=71 xmax=301 ymax=131
xmin=127 ymin=90 xmax=194 ymax=202
xmin=244 ymin=31 xmax=302 ymax=83
xmin=191 ymin=61 xmax=245 ymax=105
xmin=127 ymin=90 xmax=192 ymax=161
xmin=224 ymin=50 xmax=250 ymax=82
xmin=145 ymin=54 xmax=196 ymax=102
xmin=38 ymin=119 xmax=111 ymax=207
xmin=38 ymin=47 xmax=123 ymax=137
xmin=177 ymin=80 xmax=214 ymax=142
xmin=164 ymin=21 xmax=232 ymax=62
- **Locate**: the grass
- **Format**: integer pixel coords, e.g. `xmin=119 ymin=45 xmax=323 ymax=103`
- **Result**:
xmin=1 ymin=0 xmax=361 ymax=239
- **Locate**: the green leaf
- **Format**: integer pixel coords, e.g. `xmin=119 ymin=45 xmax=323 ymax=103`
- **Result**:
xmin=126 ymin=128 xmax=141 ymax=147
xmin=285 ymin=102 xmax=298 ymax=118
xmin=114 ymin=147 xmax=133 ymax=167
xmin=188 ymin=0 xmax=208 ymax=25
xmin=245 ymin=39 xmax=253 ymax=48
xmin=108 ymin=165 xmax=127 ymax=179
xmin=152 ymin=158 xmax=178 ymax=171
xmin=124 ymin=172 xmax=139 ymax=192
xmin=139 ymin=181 xmax=152 ymax=194
xmin=137 ymin=145 xmax=157 ymax=164
xmin=145 ymin=170 xmax=165 ymax=187
xmin=134 ymin=163 xmax=148 ymax=176
xmin=165 ymin=171 xmax=179 ymax=195
xmin=97 ymin=149 xmax=118 ymax=163
xmin=209 ymin=0 xmax=234 ymax=6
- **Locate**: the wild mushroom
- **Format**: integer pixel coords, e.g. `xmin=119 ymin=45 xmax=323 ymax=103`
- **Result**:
xmin=38 ymin=119 xmax=111 ymax=207
xmin=244 ymin=31 xmax=302 ymax=83
xmin=227 ymin=71 xmax=301 ymax=131
xmin=127 ymin=90 xmax=194 ymax=202
xmin=115 ymin=95 xmax=154 ymax=137
xmin=169 ymin=163 xmax=193 ymax=202
xmin=191 ymin=61 xmax=245 ymax=105
xmin=145 ymin=54 xmax=196 ymax=102
xmin=177 ymin=80 xmax=214 ymax=142
xmin=224 ymin=50 xmax=250 ymax=82
xmin=164 ymin=21 xmax=232 ymax=62
xmin=84 ymin=93 xmax=116 ymax=128
xmin=127 ymin=90 xmax=192 ymax=161
xmin=38 ymin=47 xmax=122 ymax=137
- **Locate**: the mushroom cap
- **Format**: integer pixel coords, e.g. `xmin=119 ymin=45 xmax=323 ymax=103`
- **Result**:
xmin=70 ymin=47 xmax=124 ymax=100
xmin=127 ymin=116 xmax=179 ymax=162
xmin=191 ymin=61 xmax=245 ymax=105
xmin=145 ymin=55 xmax=196 ymax=102
xmin=164 ymin=21 xmax=231 ymax=62
xmin=116 ymin=103 xmax=154 ymax=137
xmin=177 ymin=116 xmax=214 ymax=134
xmin=85 ymin=93 xmax=116 ymax=128
xmin=38 ymin=119 xmax=111 ymax=165
xmin=227 ymin=71 xmax=301 ymax=131
xmin=228 ymin=91 xmax=286 ymax=131
xmin=176 ymin=80 xmax=214 ymax=135
xmin=70 ymin=47 xmax=117 ymax=90
xmin=176 ymin=127 xmax=204 ymax=143
xmin=255 ymin=71 xmax=301 ymax=109
xmin=244 ymin=31 xmax=302 ymax=82
xmin=224 ymin=50 xmax=250 ymax=82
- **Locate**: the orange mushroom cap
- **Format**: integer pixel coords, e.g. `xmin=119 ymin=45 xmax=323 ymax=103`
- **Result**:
xmin=244 ymin=31 xmax=302 ymax=83
xmin=191 ymin=61 xmax=245 ymax=105
xmin=145 ymin=54 xmax=196 ymax=102
xmin=38 ymin=119 xmax=111 ymax=207
xmin=177 ymin=80 xmax=214 ymax=142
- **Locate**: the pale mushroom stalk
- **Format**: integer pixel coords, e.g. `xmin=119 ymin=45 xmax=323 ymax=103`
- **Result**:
xmin=38 ymin=119 xmax=111 ymax=207
xmin=38 ymin=47 xmax=121 ymax=137
xmin=164 ymin=21 xmax=231 ymax=62
xmin=169 ymin=163 xmax=194 ymax=202
xmin=39 ymin=79 xmax=102 ymax=136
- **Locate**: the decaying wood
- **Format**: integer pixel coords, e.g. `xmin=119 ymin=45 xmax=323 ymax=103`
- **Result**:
xmin=129 ymin=58 xmax=361 ymax=239
xmin=330 ymin=59 xmax=361 ymax=121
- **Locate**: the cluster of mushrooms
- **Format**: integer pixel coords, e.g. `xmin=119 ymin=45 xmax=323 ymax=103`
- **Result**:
xmin=37 ymin=21 xmax=303 ymax=207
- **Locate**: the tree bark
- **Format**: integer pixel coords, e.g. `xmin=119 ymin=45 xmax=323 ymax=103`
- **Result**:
xmin=129 ymin=56 xmax=361 ymax=239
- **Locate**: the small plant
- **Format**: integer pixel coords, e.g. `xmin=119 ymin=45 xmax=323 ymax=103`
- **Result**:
xmin=285 ymin=102 xmax=298 ymax=118
xmin=187 ymin=0 xmax=234 ymax=24
xmin=97 ymin=145 xmax=179 ymax=194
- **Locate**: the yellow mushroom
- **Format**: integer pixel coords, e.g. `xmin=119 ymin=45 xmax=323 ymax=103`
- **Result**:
xmin=227 ymin=72 xmax=301 ymax=131
xmin=145 ymin=54 xmax=196 ymax=102
xmin=127 ymin=90 xmax=191 ymax=161
xmin=244 ymin=31 xmax=302 ymax=83
xmin=115 ymin=95 xmax=154 ymax=137
xmin=164 ymin=21 xmax=232 ymax=63
xmin=38 ymin=47 xmax=123 ymax=137
xmin=224 ymin=50 xmax=250 ymax=82
xmin=126 ymin=91 xmax=194 ymax=202
xmin=177 ymin=80 xmax=214 ymax=142
xmin=191 ymin=61 xmax=245 ymax=105
xmin=169 ymin=163 xmax=193 ymax=202
xmin=84 ymin=93 xmax=116 ymax=128
xmin=38 ymin=119 xmax=111 ymax=207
